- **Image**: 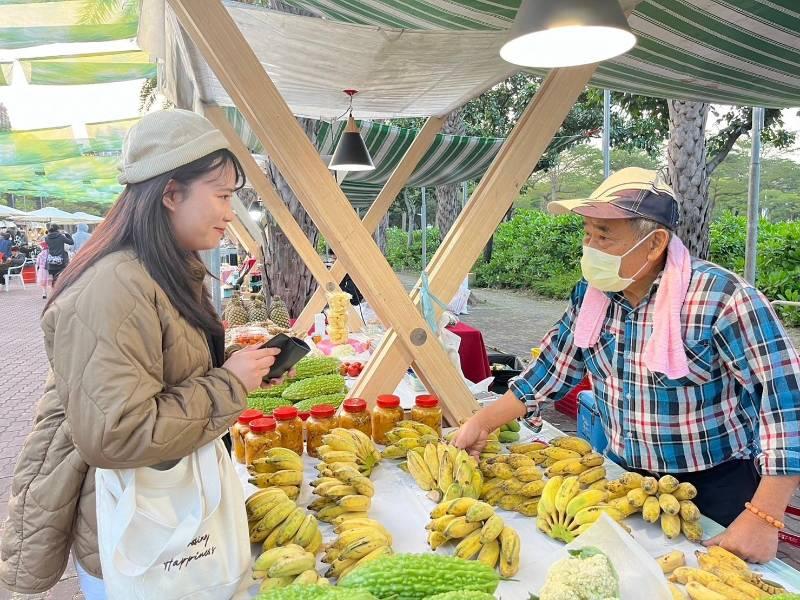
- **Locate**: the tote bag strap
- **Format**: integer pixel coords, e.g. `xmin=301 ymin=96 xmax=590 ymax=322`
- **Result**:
xmin=104 ymin=441 xmax=224 ymax=577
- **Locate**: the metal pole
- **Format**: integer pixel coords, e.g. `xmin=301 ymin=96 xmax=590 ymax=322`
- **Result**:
xmin=461 ymin=181 xmax=468 ymax=208
xmin=421 ymin=187 xmax=427 ymax=269
xmin=603 ymin=89 xmax=611 ymax=178
xmin=744 ymin=106 xmax=764 ymax=285
xmin=201 ymin=248 xmax=223 ymax=315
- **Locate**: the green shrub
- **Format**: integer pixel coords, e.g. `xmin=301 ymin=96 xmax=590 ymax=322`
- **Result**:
xmin=385 ymin=227 xmax=441 ymax=271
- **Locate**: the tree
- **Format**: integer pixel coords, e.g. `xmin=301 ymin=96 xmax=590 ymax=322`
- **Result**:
xmin=434 ymin=109 xmax=466 ymax=236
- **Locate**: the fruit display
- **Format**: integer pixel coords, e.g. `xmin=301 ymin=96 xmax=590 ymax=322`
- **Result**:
xmin=245 ymin=488 xmax=322 ymax=553
xmin=326 ymin=290 xmax=351 ymax=344
xmin=478 ymin=453 xmax=544 ymax=516
xmin=402 ymin=442 xmax=483 ymax=502
xmin=315 ymin=427 xmax=382 ymax=477
xmin=382 ymin=421 xmax=440 ymax=459
xmin=536 ymin=475 xmax=625 ymax=543
xmin=322 ymin=517 xmax=393 ymax=580
xmin=444 ymin=429 xmax=502 ymax=458
xmin=224 ymin=292 xmax=250 ymax=327
xmin=282 ymin=374 xmax=347 ymax=402
xmin=269 ymin=296 xmax=291 ymax=329
xmin=667 ymin=547 xmax=789 ymax=599
xmin=498 ymin=419 xmax=521 ymax=443
xmin=249 ymin=295 xmax=271 ymax=322
xmin=339 ymin=361 xmax=364 ymax=378
xmin=253 ymin=544 xmax=328 ymax=591
xmin=426 ymin=497 xmax=521 ymax=577
xmin=309 ymin=462 xmax=376 ymax=523
xmin=537 ymin=546 xmax=619 ymax=600
xmin=248 ymin=447 xmax=305 ymax=499
xmin=337 ymin=553 xmax=500 ymax=598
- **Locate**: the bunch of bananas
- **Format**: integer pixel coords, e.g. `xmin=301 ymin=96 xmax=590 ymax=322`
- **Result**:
xmin=444 ymin=429 xmax=503 ymax=460
xmin=403 ymin=442 xmax=483 ymax=503
xmin=497 ymin=419 xmax=521 ymax=443
xmin=425 ymin=497 xmax=520 ymax=577
xmin=253 ymin=544 xmax=328 ymax=591
xmin=381 ymin=421 xmax=440 ymax=459
xmin=667 ymin=547 xmax=788 ymax=599
xmin=245 ymin=488 xmax=322 ymax=553
xmin=309 ymin=462 xmax=376 ymax=523
xmin=322 ymin=517 xmax=393 ymax=580
xmin=315 ymin=427 xmax=382 ymax=477
xmin=478 ymin=453 xmax=543 ymax=516
xmin=536 ymin=475 xmax=628 ymax=543
xmin=616 ymin=473 xmax=703 ymax=542
xmin=247 ymin=448 xmax=304 ymax=499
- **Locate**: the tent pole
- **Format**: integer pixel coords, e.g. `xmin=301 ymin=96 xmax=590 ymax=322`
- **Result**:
xmin=603 ymin=89 xmax=611 ymax=178
xmin=421 ymin=187 xmax=427 ymax=269
xmin=744 ymin=106 xmax=764 ymax=285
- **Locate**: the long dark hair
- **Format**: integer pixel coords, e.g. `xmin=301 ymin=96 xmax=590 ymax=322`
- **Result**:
xmin=45 ymin=149 xmax=246 ymax=336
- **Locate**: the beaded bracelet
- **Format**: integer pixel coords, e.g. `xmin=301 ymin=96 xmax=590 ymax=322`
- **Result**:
xmin=744 ymin=502 xmax=785 ymax=529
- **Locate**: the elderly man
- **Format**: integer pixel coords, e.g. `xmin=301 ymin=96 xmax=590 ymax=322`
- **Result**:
xmin=0 ymin=246 xmax=25 ymax=279
xmin=455 ymin=168 xmax=800 ymax=563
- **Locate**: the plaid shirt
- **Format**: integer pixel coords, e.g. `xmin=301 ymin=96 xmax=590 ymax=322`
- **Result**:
xmin=511 ymin=258 xmax=800 ymax=476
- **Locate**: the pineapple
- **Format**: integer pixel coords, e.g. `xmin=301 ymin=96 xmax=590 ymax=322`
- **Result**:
xmin=268 ymin=296 xmax=291 ymax=329
xmin=224 ymin=292 xmax=249 ymax=328
xmin=248 ymin=295 xmax=270 ymax=323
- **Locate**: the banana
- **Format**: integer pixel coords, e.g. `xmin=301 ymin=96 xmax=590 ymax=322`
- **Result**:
xmin=442 ymin=516 xmax=482 ymax=539
xmin=259 ymin=576 xmax=294 ymax=591
xmin=246 ymin=487 xmax=287 ymax=511
xmin=308 ymin=497 xmax=336 ymax=512
xmin=520 ymin=480 xmax=546 ymax=497
xmin=550 ymin=435 xmax=593 ymax=455
xmin=337 ymin=538 xmax=388 ymax=562
xmin=334 ymin=518 xmax=390 ymax=537
xmin=318 ymin=449 xmax=360 ymax=464
xmin=315 ymin=482 xmax=358 ymax=498
xmin=322 ymin=431 xmax=359 ymax=453
xmin=442 ymin=483 xmax=463 ymax=502
xmin=250 ymin=499 xmax=296 ymax=543
xmin=674 ymin=482 xmax=698 ymax=501
xmin=406 ymin=450 xmax=436 ymax=490
xmin=668 ymin=583 xmax=685 ymax=600
xmin=464 ymin=468 xmax=483 ymax=500
xmin=498 ymin=526 xmax=521 ymax=577
xmin=274 ymin=506 xmax=308 ymax=546
xmin=497 ymin=494 xmax=527 ymax=511
xmin=254 ymin=544 xmax=307 ymax=572
xmin=455 ymin=529 xmax=484 ymax=560
xmin=477 ymin=539 xmax=500 ymax=569
xmin=305 ymin=528 xmax=323 ymax=554
xmin=423 ymin=442 xmax=440 ymax=480
xmin=382 ymin=444 xmax=410 ymax=460
xmin=438 ymin=452 xmax=455 ymax=492
xmin=431 ymin=498 xmax=457 ymax=519
xmin=479 ymin=514 xmax=505 ymax=543
xmin=311 ymin=477 xmax=340 ymax=489
xmin=247 ymin=489 xmax=290 ymax=521
xmin=278 ymin=485 xmax=300 ymax=501
xmin=578 ymin=452 xmax=605 ymax=467
xmin=565 ymin=489 xmax=608 ymax=519
xmin=699 ymin=561 xmax=767 ymax=599
xmin=398 ymin=420 xmax=438 ymax=436
xmin=678 ymin=500 xmax=701 ymax=522
xmin=514 ymin=466 xmax=542 ymax=482
xmin=546 ymin=458 xmax=587 ymax=477
xmin=268 ymin=469 xmax=303 ymax=486
xmin=705 ymin=546 xmax=749 ymax=574
xmin=268 ymin=553 xmax=317 ymax=578
xmin=336 ymin=495 xmax=371 ymax=512
xmin=656 ymin=550 xmax=686 ymax=575
xmin=577 ymin=465 xmax=606 ymax=485
xmin=538 ymin=475 xmax=564 ymax=520
xmin=342 ymin=545 xmax=392 ymax=579
xmin=571 ymin=505 xmax=624 ymax=527
xmin=642 ymin=496 xmax=661 ymax=523
xmin=249 ymin=459 xmax=280 ymax=474
xmin=626 ymin=487 xmax=649 ymax=508
xmin=509 ymin=441 xmax=548 ymax=454
xmin=619 ymin=472 xmax=644 ymax=489
xmin=659 ymin=493 xmax=681 ymax=515
xmin=486 ymin=463 xmax=514 ymax=480
xmin=641 ymin=476 xmax=659 ymax=495
xmin=292 ymin=514 xmax=320 ymax=548
xmin=507 ymin=454 xmax=536 ymax=470
xmin=542 ymin=446 xmax=583 ymax=462
xmin=293 ymin=570 xmax=320 ymax=585
xmin=682 ymin=519 xmax=704 ymax=542
xmin=685 ymin=582 xmax=727 ymax=600
xmin=517 ymin=499 xmax=539 ymax=517
xmin=317 ymin=504 xmax=348 ymax=523
xmin=427 ymin=530 xmax=447 ymax=550
xmin=588 ymin=479 xmax=608 ymax=491
xmin=465 ymin=501 xmax=495 ymax=523
xmin=605 ymin=480 xmax=629 ymax=498
xmin=554 ymin=476 xmax=582 ymax=522
xmin=499 ymin=479 xmax=523 ymax=495
xmin=261 ymin=448 xmax=304 ymax=471
xmin=608 ymin=496 xmax=640 ymax=517
xmin=386 ymin=428 xmax=418 ymax=443
xmin=658 ymin=475 xmax=680 ymax=494
xmin=661 ymin=513 xmax=681 ymax=539
xmin=429 ymin=514 xmax=458 ymax=533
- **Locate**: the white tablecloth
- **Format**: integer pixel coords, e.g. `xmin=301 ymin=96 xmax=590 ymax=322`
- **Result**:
xmin=238 ymin=421 xmax=800 ymax=598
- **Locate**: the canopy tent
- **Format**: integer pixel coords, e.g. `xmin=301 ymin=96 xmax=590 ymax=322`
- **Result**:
xmin=17 ymin=50 xmax=155 ymax=86
xmin=70 ymin=211 xmax=104 ymax=223
xmin=10 ymin=206 xmax=95 ymax=224
xmin=0 ymin=205 xmax=25 ymax=218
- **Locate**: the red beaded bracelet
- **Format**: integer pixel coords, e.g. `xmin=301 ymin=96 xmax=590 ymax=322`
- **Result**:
xmin=745 ymin=502 xmax=785 ymax=529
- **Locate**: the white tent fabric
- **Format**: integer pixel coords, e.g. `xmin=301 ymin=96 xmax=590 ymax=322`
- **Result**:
xmin=144 ymin=1 xmax=515 ymax=119
xmin=10 ymin=207 xmax=89 ymax=224
xmin=0 ymin=205 xmax=25 ymax=217
xmin=71 ymin=211 xmax=104 ymax=223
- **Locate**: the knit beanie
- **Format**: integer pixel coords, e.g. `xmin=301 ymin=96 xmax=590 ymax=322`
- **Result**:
xmin=118 ymin=109 xmax=229 ymax=184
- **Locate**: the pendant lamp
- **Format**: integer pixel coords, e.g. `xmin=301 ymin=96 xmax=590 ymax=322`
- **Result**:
xmin=500 ymin=0 xmax=636 ymax=68
xmin=329 ymin=90 xmax=375 ymax=172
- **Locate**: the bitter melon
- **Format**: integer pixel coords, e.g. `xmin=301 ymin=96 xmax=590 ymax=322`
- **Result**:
xmin=293 ymin=393 xmax=347 ymax=412
xmin=291 ymin=356 xmax=341 ymax=380
xmin=247 ymin=396 xmax=293 ymax=414
xmin=255 ymin=585 xmax=377 ymax=600
xmin=282 ymin=374 xmax=346 ymax=401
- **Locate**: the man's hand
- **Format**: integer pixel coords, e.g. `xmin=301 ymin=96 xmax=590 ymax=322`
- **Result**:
xmin=453 ymin=416 xmax=492 ymax=459
xmin=704 ymin=510 xmax=779 ymax=563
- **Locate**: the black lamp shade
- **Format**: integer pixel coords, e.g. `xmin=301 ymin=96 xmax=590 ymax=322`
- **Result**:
xmin=500 ymin=0 xmax=636 ymax=68
xmin=329 ymin=115 xmax=375 ymax=172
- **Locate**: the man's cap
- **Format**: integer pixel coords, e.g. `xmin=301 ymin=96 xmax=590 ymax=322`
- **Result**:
xmin=547 ymin=167 xmax=679 ymax=230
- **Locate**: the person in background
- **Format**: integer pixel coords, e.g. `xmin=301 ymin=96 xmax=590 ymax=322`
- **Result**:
xmin=44 ymin=224 xmax=73 ymax=284
xmin=0 ymin=233 xmax=11 ymax=259
xmin=36 ymin=241 xmax=52 ymax=299
xmin=0 ymin=246 xmax=25 ymax=280
xmin=70 ymin=223 xmax=92 ymax=254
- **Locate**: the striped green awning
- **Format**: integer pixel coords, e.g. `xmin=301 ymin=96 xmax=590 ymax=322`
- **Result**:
xmin=0 ymin=63 xmax=12 ymax=85
xmin=0 ymin=156 xmax=122 ymax=204
xmin=19 ymin=50 xmax=155 ymax=85
xmin=0 ymin=0 xmax=138 ymax=50
xmin=281 ymin=0 xmax=800 ymax=108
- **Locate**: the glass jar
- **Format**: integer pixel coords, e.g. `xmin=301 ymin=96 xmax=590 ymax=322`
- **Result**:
xmin=339 ymin=398 xmax=372 ymax=438
xmin=231 ymin=408 xmax=264 ymax=463
xmin=412 ymin=394 xmax=443 ymax=436
xmin=306 ymin=404 xmax=337 ymax=458
xmin=273 ymin=406 xmax=304 ymax=455
xmin=372 ymin=395 xmax=403 ymax=445
xmin=244 ymin=417 xmax=280 ymax=465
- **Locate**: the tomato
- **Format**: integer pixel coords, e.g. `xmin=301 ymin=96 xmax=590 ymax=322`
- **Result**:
xmin=347 ymin=364 xmax=361 ymax=377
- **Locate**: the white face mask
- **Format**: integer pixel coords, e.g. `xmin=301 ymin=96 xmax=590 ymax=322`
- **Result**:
xmin=580 ymin=231 xmax=654 ymax=292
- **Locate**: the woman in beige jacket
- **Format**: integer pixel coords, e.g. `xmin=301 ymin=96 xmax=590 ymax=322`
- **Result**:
xmin=0 ymin=110 xmax=282 ymax=597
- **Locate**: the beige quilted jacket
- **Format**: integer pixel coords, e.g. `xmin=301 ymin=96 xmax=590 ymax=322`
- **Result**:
xmin=0 ymin=250 xmax=247 ymax=594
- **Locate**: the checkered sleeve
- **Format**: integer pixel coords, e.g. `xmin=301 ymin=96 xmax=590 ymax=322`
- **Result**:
xmin=510 ymin=281 xmax=587 ymax=422
xmin=713 ymin=286 xmax=800 ymax=476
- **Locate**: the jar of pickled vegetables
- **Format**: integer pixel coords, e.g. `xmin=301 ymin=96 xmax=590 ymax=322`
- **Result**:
xmin=244 ymin=417 xmax=280 ymax=465
xmin=339 ymin=398 xmax=372 ymax=437
xmin=273 ymin=406 xmax=304 ymax=455
xmin=306 ymin=404 xmax=337 ymax=458
xmin=412 ymin=394 xmax=443 ymax=436
xmin=231 ymin=408 xmax=264 ymax=463
xmin=372 ymin=395 xmax=403 ymax=445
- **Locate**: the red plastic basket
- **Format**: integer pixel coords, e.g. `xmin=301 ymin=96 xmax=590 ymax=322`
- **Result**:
xmin=554 ymin=376 xmax=592 ymax=419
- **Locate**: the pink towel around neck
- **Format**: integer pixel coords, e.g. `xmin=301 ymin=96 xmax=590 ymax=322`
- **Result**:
xmin=574 ymin=235 xmax=691 ymax=379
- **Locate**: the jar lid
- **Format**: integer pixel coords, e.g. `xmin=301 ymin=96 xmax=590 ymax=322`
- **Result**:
xmin=310 ymin=404 xmax=336 ymax=419
xmin=238 ymin=409 xmax=264 ymax=424
xmin=376 ymin=394 xmax=400 ymax=408
xmin=415 ymin=394 xmax=440 ymax=408
xmin=343 ymin=398 xmax=367 ymax=414
xmin=273 ymin=406 xmax=299 ymax=421
xmin=249 ymin=417 xmax=277 ymax=433
xmin=298 ymin=411 xmax=311 ymax=421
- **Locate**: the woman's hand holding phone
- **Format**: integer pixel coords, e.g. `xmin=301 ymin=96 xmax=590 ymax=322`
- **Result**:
xmin=223 ymin=346 xmax=281 ymax=391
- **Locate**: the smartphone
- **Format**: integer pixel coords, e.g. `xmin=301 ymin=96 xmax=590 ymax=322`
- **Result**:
xmin=260 ymin=333 xmax=311 ymax=381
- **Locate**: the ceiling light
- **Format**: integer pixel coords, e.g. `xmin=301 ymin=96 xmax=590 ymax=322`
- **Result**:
xmin=329 ymin=89 xmax=375 ymax=172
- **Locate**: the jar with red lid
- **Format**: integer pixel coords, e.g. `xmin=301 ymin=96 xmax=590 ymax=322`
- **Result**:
xmin=273 ymin=406 xmax=304 ymax=455
xmin=338 ymin=398 xmax=372 ymax=437
xmin=411 ymin=394 xmax=443 ymax=436
xmin=372 ymin=394 xmax=403 ymax=445
xmin=244 ymin=417 xmax=280 ymax=465
xmin=231 ymin=409 xmax=264 ymax=463
xmin=306 ymin=404 xmax=338 ymax=458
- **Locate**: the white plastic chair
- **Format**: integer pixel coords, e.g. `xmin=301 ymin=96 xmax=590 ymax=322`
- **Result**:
xmin=3 ymin=260 xmax=28 ymax=292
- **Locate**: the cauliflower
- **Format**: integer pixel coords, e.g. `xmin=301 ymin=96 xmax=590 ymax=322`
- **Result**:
xmin=537 ymin=548 xmax=620 ymax=600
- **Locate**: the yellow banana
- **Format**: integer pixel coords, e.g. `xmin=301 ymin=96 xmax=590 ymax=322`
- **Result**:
xmin=442 ymin=516 xmax=482 ymax=539
xmin=423 ymin=442 xmax=440 ymax=481
xmin=579 ymin=452 xmax=604 ymax=467
xmin=642 ymin=496 xmax=661 ymax=523
xmin=428 ymin=514 xmax=458 ymax=533
xmin=329 ymin=512 xmax=369 ymax=526
xmin=406 ymin=450 xmax=436 ymax=490
xmin=554 ymin=476 xmax=582 ymax=521
xmin=486 ymin=462 xmax=514 ymax=480
xmin=293 ymin=570 xmax=320 ymax=586
xmin=498 ymin=526 xmax=521 ymax=577
xmin=442 ymin=483 xmax=463 ymax=502
xmin=705 ymin=546 xmax=749 ymax=574
xmin=438 ymin=452 xmax=455 ymax=492
xmin=382 ymin=444 xmax=409 ymax=460
xmin=661 ymin=513 xmax=681 ymax=539
xmin=315 ymin=483 xmax=358 ymax=498
xmin=336 ymin=495 xmax=371 ymax=512
xmin=514 ymin=466 xmax=542 ymax=483
xmin=619 ymin=472 xmax=644 ymax=489
xmin=507 ymin=454 xmax=536 ymax=470
xmin=479 ymin=514 xmax=505 ymax=543
xmin=455 ymin=529 xmax=483 ymax=560
xmin=499 ymin=479 xmax=523 ymax=495
xmin=508 ymin=441 xmax=548 ymax=454
xmin=542 ymin=446 xmax=583 ymax=462
xmin=278 ymin=485 xmax=300 ymax=501
xmin=546 ymin=458 xmax=587 ymax=477
xmin=337 ymin=538 xmax=389 ymax=562
xmin=292 ymin=514 xmax=320 ymax=548
xmin=477 ymin=539 xmax=500 ymax=569
xmin=682 ymin=519 xmax=704 ymax=542
xmin=322 ymin=431 xmax=359 ymax=453
xmin=274 ymin=507 xmax=308 ymax=546
xmin=656 ymin=550 xmax=686 ymax=574
xmin=259 ymin=576 xmax=294 ymax=591
xmin=588 ymin=479 xmax=608 ymax=491
xmin=605 ymin=480 xmax=628 ymax=499
xmin=250 ymin=499 xmax=296 ymax=542
xmin=465 ymin=501 xmax=495 ymax=523
xmin=247 ymin=489 xmax=290 ymax=521
xmin=517 ymin=499 xmax=539 ymax=516
xmin=641 ymin=476 xmax=659 ymax=495
xmin=268 ymin=553 xmax=317 ymax=578
xmin=431 ymin=499 xmax=457 ymax=519
xmin=254 ymin=544 xmax=307 ymax=572
xmin=427 ymin=530 xmax=447 ymax=550
xmin=608 ymin=496 xmax=641 ymax=517
xmin=659 ymin=493 xmax=681 ymax=516
xmin=497 ymin=494 xmax=527 ymax=511
xmin=565 ymin=489 xmax=608 ymax=519
xmin=305 ymin=528 xmax=323 ymax=554
xmin=577 ymin=465 xmax=606 ymax=485
xmin=626 ymin=487 xmax=649 ymax=508
xmin=550 ymin=435 xmax=592 ymax=455
xmin=317 ymin=504 xmax=348 ymax=523
xmin=685 ymin=581 xmax=728 ymax=600
xmin=571 ymin=504 xmax=624 ymax=526
xmin=520 ymin=480 xmax=546 ymax=497
xmin=658 ymin=475 xmax=680 ymax=494
xmin=538 ymin=475 xmax=564 ymax=521
xmin=674 ymin=481 xmax=698 ymax=501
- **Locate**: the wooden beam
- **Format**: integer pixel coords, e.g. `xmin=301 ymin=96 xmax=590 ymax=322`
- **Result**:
xmin=351 ymin=64 xmax=599 ymax=402
xmin=169 ymin=0 xmax=477 ymax=423
xmin=295 ymin=115 xmax=444 ymax=329
xmin=206 ymin=104 xmax=362 ymax=332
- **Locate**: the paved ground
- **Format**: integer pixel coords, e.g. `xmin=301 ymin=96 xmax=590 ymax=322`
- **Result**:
xmin=0 ymin=279 xmax=797 ymax=600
